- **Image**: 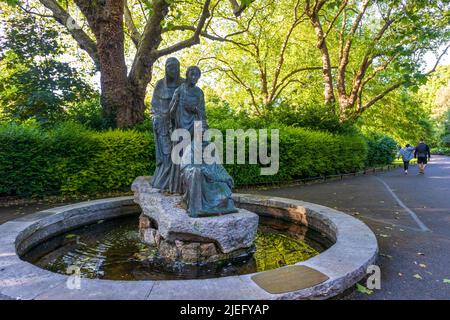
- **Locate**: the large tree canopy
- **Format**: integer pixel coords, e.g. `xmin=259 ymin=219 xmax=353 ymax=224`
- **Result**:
xmin=189 ymin=0 xmax=450 ymax=123
xmin=1 ymin=0 xmax=449 ymax=130
xmin=2 ymin=0 xmax=253 ymax=127
xmin=305 ymin=0 xmax=450 ymax=122
xmin=0 ymin=13 xmax=96 ymax=125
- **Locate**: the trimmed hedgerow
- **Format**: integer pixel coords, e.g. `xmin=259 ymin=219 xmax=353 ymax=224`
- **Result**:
xmin=0 ymin=123 xmax=154 ymax=196
xmin=1 ymin=123 xmax=374 ymax=197
xmin=224 ymin=126 xmax=368 ymax=185
xmin=364 ymin=133 xmax=398 ymax=167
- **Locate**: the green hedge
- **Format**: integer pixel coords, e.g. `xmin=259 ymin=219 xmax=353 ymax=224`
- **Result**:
xmin=225 ymin=127 xmax=368 ymax=185
xmin=1 ymin=123 xmax=371 ymax=197
xmin=431 ymin=147 xmax=450 ymax=156
xmin=0 ymin=123 xmax=154 ymax=196
xmin=364 ymin=133 xmax=397 ymax=167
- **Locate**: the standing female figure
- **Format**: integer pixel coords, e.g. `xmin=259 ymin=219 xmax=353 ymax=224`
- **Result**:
xmin=168 ymin=66 xmax=208 ymax=194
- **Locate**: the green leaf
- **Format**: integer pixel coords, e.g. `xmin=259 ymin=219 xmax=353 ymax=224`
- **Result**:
xmin=2 ymin=0 xmax=20 ymax=5
xmin=356 ymin=283 xmax=373 ymax=295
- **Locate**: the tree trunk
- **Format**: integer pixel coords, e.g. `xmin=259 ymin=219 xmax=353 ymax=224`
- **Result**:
xmin=99 ymin=56 xmax=129 ymax=128
xmin=116 ymin=78 xmax=150 ymax=128
xmin=309 ymin=16 xmax=336 ymax=107
xmin=75 ymin=0 xmax=132 ymax=128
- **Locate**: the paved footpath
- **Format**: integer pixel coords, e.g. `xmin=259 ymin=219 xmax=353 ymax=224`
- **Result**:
xmin=1 ymin=156 xmax=449 ymax=300
xmin=246 ymin=155 xmax=450 ymax=299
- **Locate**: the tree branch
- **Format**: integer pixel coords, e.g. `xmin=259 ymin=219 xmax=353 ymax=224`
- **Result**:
xmin=322 ymin=0 xmax=348 ymax=42
xmin=161 ymin=25 xmax=254 ymax=54
xmin=306 ymin=1 xmax=336 ymax=105
xmin=337 ymin=0 xmax=370 ymax=97
xmin=360 ymin=54 xmax=398 ymax=90
xmin=128 ymin=0 xmax=170 ymax=88
xmin=17 ymin=4 xmax=54 ymax=18
xmin=355 ymin=44 xmax=450 ymax=117
xmin=152 ymin=0 xmax=211 ymax=58
xmin=37 ymin=0 xmax=99 ymax=67
xmin=124 ymin=1 xmax=141 ymax=47
xmin=361 ymin=81 xmax=403 ymax=112
xmin=229 ymin=0 xmax=251 ymax=17
xmin=426 ymin=44 xmax=450 ymax=75
xmin=269 ymin=0 xmax=304 ymax=101
xmin=198 ymin=56 xmax=260 ymax=114
xmin=273 ymin=79 xmax=305 ymax=103
xmin=275 ymin=66 xmax=330 ymax=95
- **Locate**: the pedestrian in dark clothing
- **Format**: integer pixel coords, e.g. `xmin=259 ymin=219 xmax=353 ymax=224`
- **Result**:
xmin=399 ymin=144 xmax=415 ymax=174
xmin=414 ymin=138 xmax=431 ymax=174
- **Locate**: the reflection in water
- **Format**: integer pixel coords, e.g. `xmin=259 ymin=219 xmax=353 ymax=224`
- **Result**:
xmin=22 ymin=215 xmax=332 ymax=280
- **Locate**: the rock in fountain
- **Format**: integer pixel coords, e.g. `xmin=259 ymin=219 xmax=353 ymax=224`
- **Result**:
xmin=132 ymin=176 xmax=258 ymax=263
xmin=132 ymin=61 xmax=258 ymax=264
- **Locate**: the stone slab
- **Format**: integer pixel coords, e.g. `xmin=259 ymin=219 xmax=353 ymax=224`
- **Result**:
xmin=132 ymin=176 xmax=259 ymax=253
xmin=251 ymin=265 xmax=329 ymax=294
xmin=35 ymin=279 xmax=154 ymax=300
xmin=0 ymin=262 xmax=66 ymax=300
xmin=147 ymin=276 xmax=269 ymax=300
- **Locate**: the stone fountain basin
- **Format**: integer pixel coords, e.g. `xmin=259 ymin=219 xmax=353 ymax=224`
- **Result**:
xmin=0 ymin=194 xmax=378 ymax=300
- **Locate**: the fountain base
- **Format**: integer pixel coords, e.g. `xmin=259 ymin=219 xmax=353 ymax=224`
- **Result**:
xmin=132 ymin=176 xmax=259 ymax=264
xmin=139 ymin=214 xmax=255 ymax=263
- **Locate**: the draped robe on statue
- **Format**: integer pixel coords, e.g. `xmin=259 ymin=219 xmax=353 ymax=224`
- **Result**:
xmin=168 ymin=83 xmax=207 ymax=194
xmin=150 ymin=76 xmax=183 ymax=190
xmin=180 ymin=141 xmax=238 ymax=217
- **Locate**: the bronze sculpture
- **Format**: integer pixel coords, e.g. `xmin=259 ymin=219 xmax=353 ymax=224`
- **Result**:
xmin=151 ymin=61 xmax=237 ymax=217
xmin=150 ymin=58 xmax=184 ymax=190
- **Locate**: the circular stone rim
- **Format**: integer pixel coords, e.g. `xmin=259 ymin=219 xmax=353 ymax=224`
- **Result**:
xmin=0 ymin=194 xmax=378 ymax=300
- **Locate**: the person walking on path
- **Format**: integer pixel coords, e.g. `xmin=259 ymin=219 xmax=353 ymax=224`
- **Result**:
xmin=399 ymin=144 xmax=415 ymax=174
xmin=414 ymin=138 xmax=431 ymax=174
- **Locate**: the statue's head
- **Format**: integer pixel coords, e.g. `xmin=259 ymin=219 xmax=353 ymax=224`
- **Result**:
xmin=165 ymin=57 xmax=180 ymax=80
xmin=186 ymin=66 xmax=201 ymax=86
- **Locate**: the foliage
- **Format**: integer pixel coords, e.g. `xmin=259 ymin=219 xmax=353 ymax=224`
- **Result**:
xmin=442 ymin=135 xmax=450 ymax=148
xmin=254 ymin=229 xmax=319 ymax=271
xmin=364 ymin=133 xmax=398 ymax=167
xmin=356 ymin=283 xmax=373 ymax=295
xmin=264 ymin=102 xmax=344 ymax=133
xmin=65 ymin=96 xmax=103 ymax=130
xmin=419 ymin=65 xmax=450 ymax=121
xmin=418 ymin=66 xmax=450 ymax=147
xmin=1 ymin=1 xmax=446 ymax=197
xmin=0 ymin=0 xmax=448 ymax=139
xmin=0 ymin=122 xmax=372 ymax=197
xmin=0 ymin=123 xmax=154 ymax=196
xmin=431 ymin=147 xmax=450 ymax=156
xmin=357 ymin=89 xmax=434 ymax=145
xmin=187 ymin=0 xmax=450 ymax=123
xmin=0 ymin=14 xmax=96 ymax=126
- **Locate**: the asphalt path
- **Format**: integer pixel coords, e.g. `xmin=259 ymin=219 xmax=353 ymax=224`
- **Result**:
xmin=247 ymin=155 xmax=450 ymax=299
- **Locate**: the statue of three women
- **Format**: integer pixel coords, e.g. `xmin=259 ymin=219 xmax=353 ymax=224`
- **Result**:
xmin=150 ymin=58 xmax=237 ymax=218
